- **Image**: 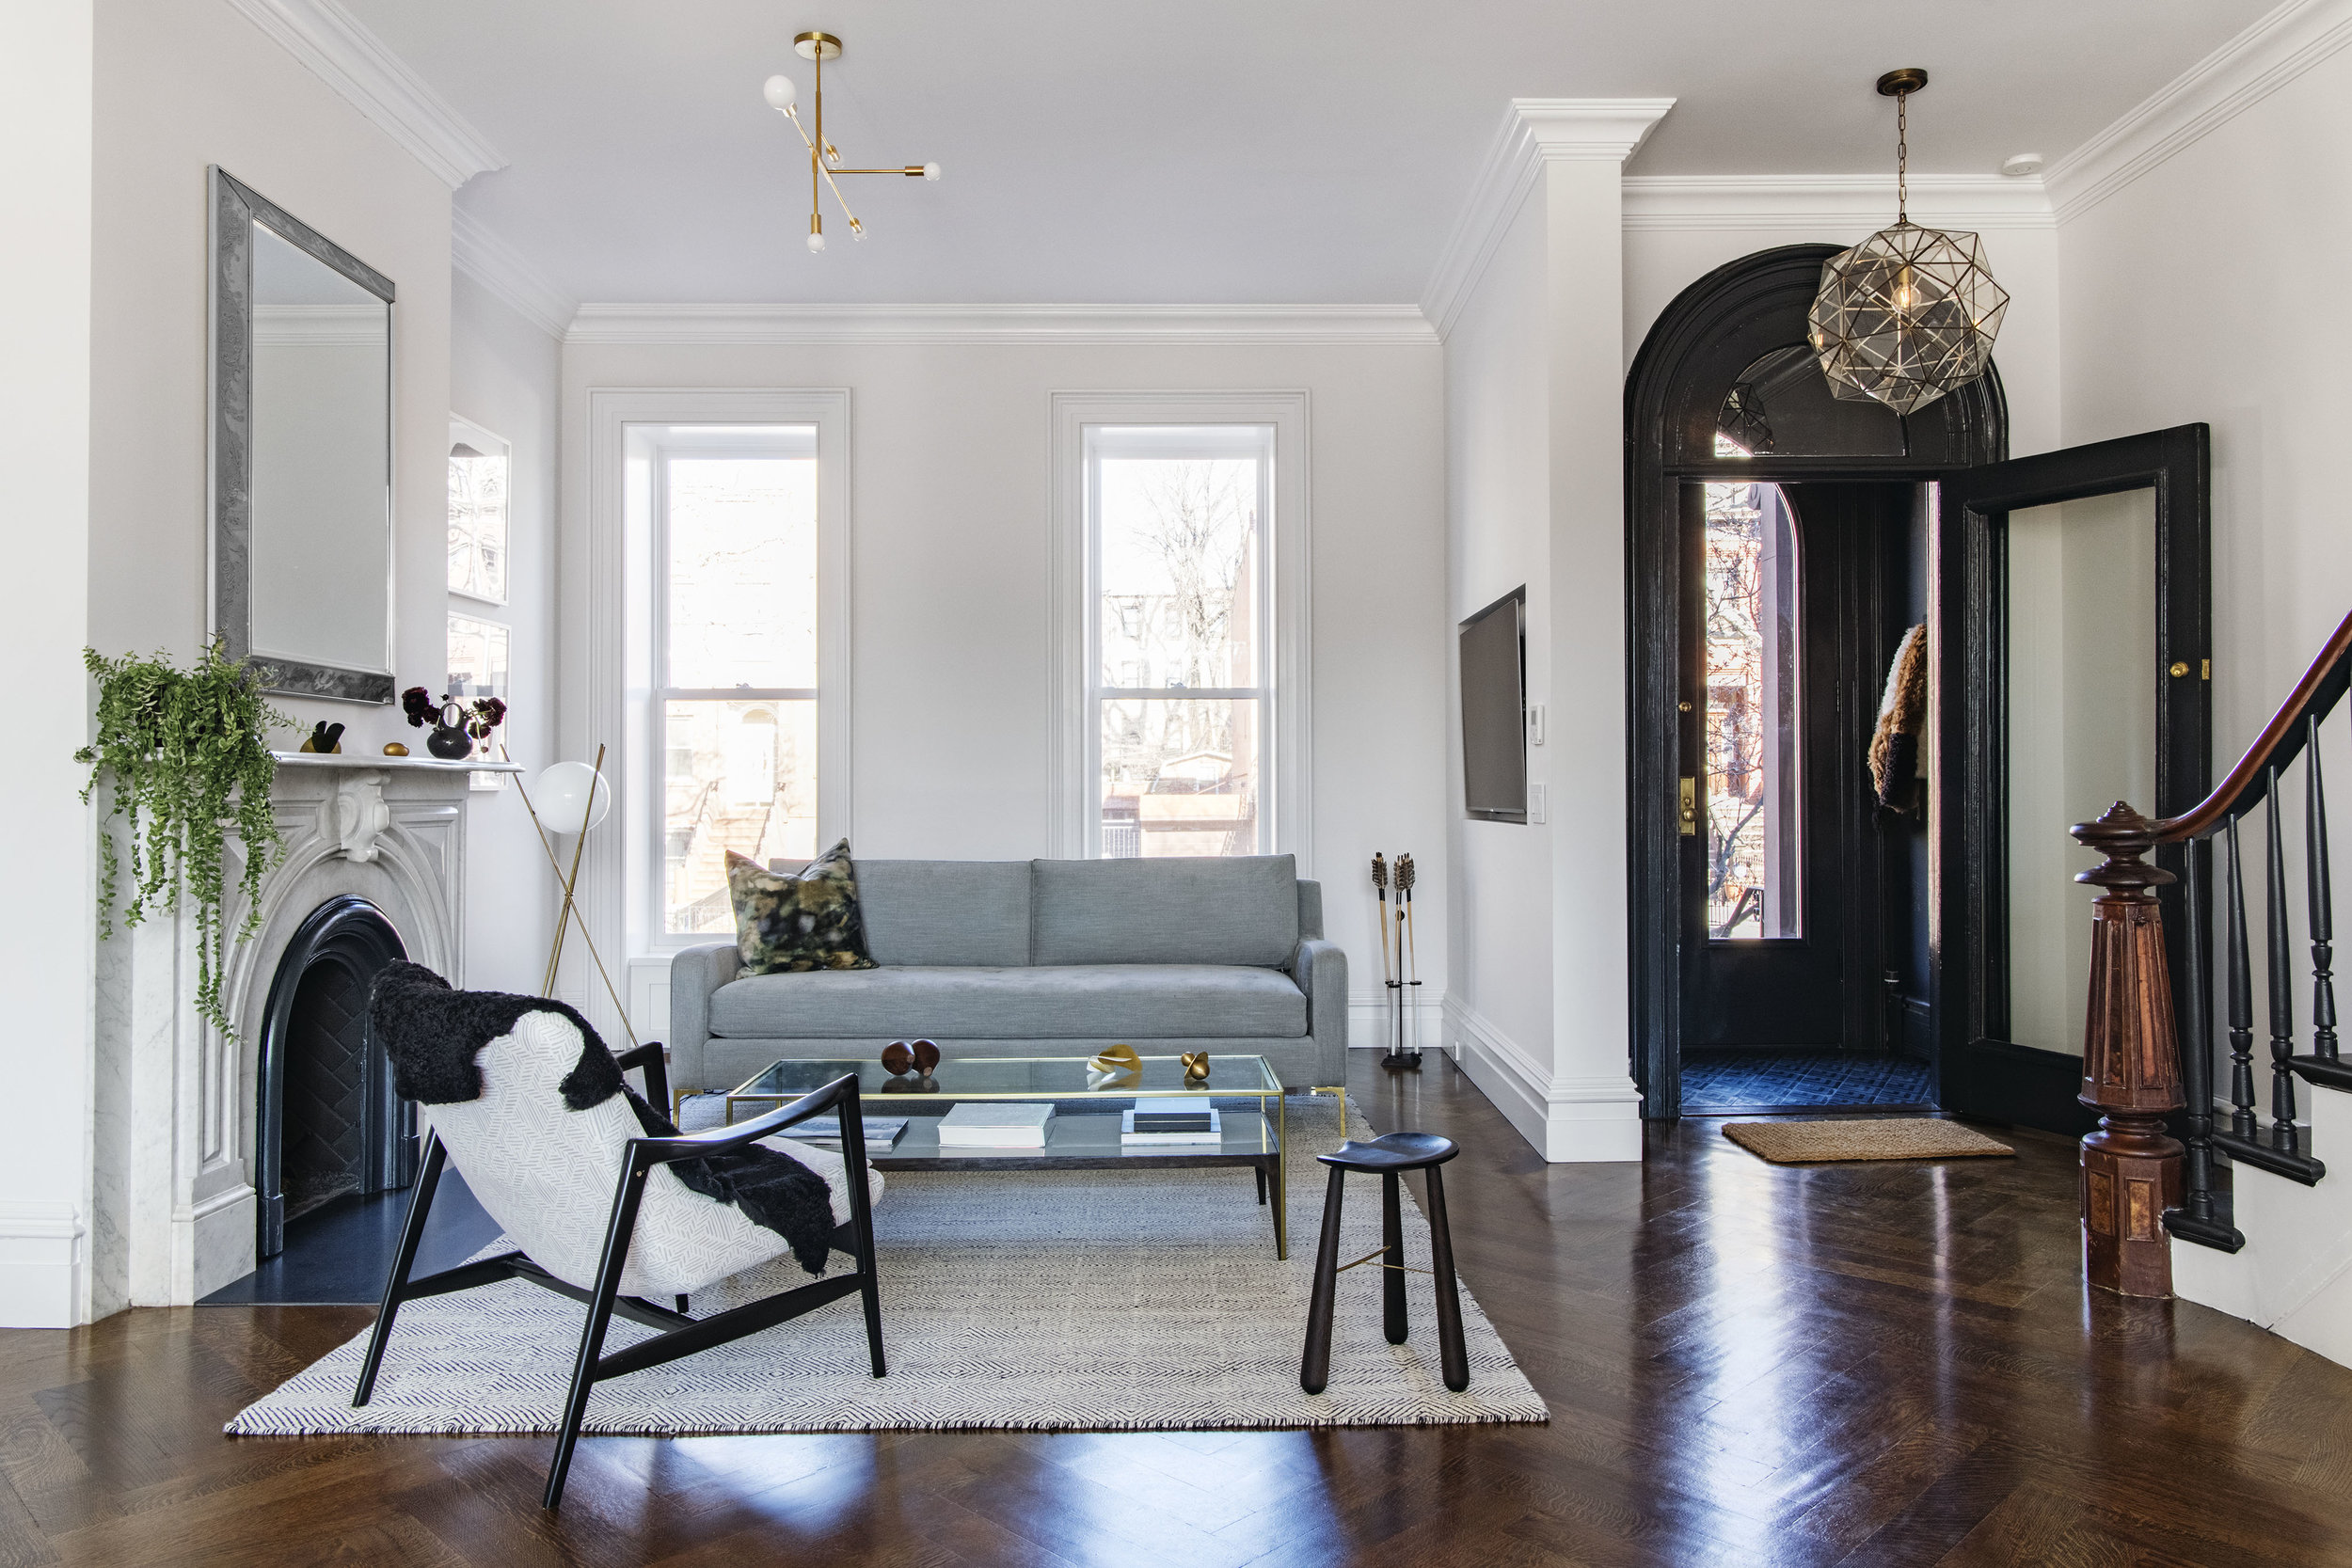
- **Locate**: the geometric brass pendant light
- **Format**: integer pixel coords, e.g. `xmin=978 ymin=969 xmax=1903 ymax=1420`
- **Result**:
xmin=762 ymin=30 xmax=940 ymax=253
xmin=1807 ymin=69 xmax=2010 ymax=416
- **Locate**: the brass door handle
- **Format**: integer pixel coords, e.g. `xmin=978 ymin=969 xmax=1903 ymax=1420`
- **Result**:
xmin=1678 ymin=777 xmax=1697 ymax=836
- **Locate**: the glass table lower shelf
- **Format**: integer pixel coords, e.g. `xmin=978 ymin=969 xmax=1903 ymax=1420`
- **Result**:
xmin=723 ymin=1054 xmax=1293 ymax=1257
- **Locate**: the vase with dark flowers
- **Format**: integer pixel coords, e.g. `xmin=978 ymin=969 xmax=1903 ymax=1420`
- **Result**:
xmin=403 ymin=687 xmax=507 ymax=762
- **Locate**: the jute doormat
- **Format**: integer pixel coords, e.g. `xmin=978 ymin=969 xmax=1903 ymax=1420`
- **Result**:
xmin=1724 ymin=1117 xmax=2015 ymax=1165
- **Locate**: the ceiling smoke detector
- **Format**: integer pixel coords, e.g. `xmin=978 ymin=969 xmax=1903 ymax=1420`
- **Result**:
xmin=2001 ymin=153 xmax=2045 ymax=178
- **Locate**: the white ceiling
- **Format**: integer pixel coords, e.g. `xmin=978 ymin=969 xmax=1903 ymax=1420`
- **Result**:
xmin=345 ymin=0 xmax=2272 ymax=306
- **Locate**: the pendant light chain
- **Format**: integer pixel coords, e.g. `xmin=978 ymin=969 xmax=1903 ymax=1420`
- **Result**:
xmin=1896 ymin=89 xmax=1908 ymax=225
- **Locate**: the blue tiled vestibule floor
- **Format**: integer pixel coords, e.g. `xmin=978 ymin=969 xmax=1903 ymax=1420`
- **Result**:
xmin=1680 ymin=1050 xmax=1933 ymax=1112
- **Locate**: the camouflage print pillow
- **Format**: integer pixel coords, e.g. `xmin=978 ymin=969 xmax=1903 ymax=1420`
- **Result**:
xmin=725 ymin=841 xmax=879 ymax=975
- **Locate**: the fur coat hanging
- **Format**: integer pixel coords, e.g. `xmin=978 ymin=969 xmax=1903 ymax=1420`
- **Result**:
xmin=1870 ymin=623 xmax=1929 ymax=815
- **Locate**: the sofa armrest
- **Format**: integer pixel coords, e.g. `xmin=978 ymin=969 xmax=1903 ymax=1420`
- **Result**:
xmin=1288 ymin=937 xmax=1349 ymax=1087
xmin=667 ymin=942 xmax=740 ymax=1096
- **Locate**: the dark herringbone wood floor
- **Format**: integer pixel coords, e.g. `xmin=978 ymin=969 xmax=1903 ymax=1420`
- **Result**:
xmin=4 ymin=1055 xmax=2351 ymax=1566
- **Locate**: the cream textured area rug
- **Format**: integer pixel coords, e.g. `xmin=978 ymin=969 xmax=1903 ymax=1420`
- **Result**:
xmin=226 ymin=1098 xmax=1546 ymax=1435
xmin=1724 ymin=1117 xmax=2016 ymax=1165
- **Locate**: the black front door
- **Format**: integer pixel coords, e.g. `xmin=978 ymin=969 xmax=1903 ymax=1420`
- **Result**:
xmin=1680 ymin=480 xmax=1916 ymax=1054
xmin=1933 ymin=426 xmax=2213 ymax=1133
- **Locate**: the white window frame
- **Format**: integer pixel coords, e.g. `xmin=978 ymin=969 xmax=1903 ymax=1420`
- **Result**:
xmin=1048 ymin=391 xmax=1311 ymax=868
xmin=641 ymin=422 xmax=823 ymax=942
xmin=580 ymin=390 xmax=852 ymax=1030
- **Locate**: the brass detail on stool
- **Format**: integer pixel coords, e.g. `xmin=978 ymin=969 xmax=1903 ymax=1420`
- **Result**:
xmin=2170 ymin=661 xmax=2191 ymax=677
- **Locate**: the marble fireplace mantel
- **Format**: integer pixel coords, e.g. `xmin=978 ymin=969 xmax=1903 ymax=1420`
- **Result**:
xmin=89 ymin=752 xmax=515 ymax=1311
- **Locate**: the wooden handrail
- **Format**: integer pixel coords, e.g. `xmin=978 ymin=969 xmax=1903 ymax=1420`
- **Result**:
xmin=2158 ymin=608 xmax=2352 ymax=842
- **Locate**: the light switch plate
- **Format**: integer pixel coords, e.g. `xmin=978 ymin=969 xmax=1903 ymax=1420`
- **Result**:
xmin=1528 ymin=782 xmax=1549 ymax=823
xmin=1527 ymin=704 xmax=1546 ymax=744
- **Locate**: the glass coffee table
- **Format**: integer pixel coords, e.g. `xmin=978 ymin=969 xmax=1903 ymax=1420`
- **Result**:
xmin=724 ymin=1053 xmax=1294 ymax=1257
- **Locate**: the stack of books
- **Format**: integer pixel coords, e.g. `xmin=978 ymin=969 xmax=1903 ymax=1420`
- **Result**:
xmin=937 ymin=1102 xmax=1055 ymax=1148
xmin=1121 ymin=1108 xmax=1222 ymax=1146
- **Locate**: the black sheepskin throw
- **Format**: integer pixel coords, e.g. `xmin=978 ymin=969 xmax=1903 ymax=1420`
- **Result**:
xmin=368 ymin=961 xmax=840 ymax=1275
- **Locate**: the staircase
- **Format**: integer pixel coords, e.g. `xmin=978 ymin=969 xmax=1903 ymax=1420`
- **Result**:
xmin=2069 ymin=607 xmax=2352 ymax=1359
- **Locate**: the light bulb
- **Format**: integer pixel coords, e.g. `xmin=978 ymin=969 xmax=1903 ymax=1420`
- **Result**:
xmin=762 ymin=73 xmax=796 ymax=112
xmin=806 ymin=230 xmax=826 ymax=253
xmin=922 ymin=163 xmax=941 ymax=182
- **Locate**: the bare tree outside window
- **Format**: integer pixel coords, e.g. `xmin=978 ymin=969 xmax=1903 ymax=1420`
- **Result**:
xmin=1092 ymin=429 xmax=1270 ymax=858
xmin=1703 ymin=481 xmax=1801 ymax=939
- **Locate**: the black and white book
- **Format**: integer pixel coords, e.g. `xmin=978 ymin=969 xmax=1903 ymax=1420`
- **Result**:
xmin=938 ymin=1102 xmax=1055 ymax=1148
xmin=775 ymin=1116 xmax=909 ymax=1147
xmin=1121 ymin=1108 xmax=1222 ymax=1146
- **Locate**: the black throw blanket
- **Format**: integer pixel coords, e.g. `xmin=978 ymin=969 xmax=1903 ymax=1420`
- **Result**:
xmin=367 ymin=961 xmax=839 ymax=1275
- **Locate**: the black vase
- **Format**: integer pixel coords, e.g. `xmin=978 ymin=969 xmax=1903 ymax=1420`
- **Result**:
xmin=426 ymin=722 xmax=473 ymax=761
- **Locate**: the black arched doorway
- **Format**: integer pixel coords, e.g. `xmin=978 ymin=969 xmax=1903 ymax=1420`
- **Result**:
xmin=1626 ymin=245 xmax=2006 ymax=1120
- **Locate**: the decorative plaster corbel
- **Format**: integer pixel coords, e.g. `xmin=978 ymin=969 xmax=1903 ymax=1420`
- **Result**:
xmin=319 ymin=770 xmax=393 ymax=863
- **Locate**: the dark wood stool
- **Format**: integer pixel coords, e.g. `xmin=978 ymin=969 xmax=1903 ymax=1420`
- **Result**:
xmin=1299 ymin=1132 xmax=1469 ymax=1394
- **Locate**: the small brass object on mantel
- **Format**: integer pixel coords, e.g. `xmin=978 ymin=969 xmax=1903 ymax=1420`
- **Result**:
xmin=1180 ymin=1051 xmax=1211 ymax=1084
xmin=297 ymin=721 xmax=344 ymax=754
xmin=382 ymin=742 xmax=410 ymax=757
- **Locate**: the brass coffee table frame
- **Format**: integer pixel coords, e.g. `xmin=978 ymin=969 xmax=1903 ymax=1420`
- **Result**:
xmin=723 ymin=1054 xmax=1324 ymax=1259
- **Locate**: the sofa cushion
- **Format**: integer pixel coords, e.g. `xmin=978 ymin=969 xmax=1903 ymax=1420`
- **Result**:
xmin=709 ymin=964 xmax=1307 ymax=1040
xmin=726 ymin=842 xmax=876 ymax=974
xmin=1029 ymin=855 xmax=1299 ymax=968
xmin=852 ymin=860 xmax=1032 ymax=967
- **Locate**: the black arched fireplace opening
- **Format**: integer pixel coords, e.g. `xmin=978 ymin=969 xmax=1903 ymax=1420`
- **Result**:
xmin=256 ymin=895 xmax=413 ymax=1259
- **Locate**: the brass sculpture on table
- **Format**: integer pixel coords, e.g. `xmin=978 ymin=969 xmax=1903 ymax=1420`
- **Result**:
xmin=1088 ymin=1042 xmax=1140 ymax=1088
xmin=1180 ymin=1051 xmax=1211 ymax=1084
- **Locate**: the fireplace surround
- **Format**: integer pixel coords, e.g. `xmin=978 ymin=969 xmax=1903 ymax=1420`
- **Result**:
xmin=89 ymin=752 xmax=510 ymax=1310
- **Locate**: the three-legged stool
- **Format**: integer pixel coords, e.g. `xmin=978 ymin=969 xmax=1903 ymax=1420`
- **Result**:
xmin=1299 ymin=1132 xmax=1469 ymax=1393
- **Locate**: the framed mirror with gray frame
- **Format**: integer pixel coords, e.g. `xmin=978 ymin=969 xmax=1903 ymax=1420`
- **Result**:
xmin=209 ymin=166 xmax=396 ymax=703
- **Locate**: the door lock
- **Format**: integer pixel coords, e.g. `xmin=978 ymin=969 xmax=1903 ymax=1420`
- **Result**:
xmin=1678 ymin=777 xmax=1697 ymax=836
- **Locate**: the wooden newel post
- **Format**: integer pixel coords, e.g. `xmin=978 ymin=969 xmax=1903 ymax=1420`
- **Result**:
xmin=2072 ymin=801 xmax=2186 ymax=1297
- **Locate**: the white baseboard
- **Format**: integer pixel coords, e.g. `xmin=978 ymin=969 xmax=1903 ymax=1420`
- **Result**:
xmin=0 ymin=1202 xmax=84 ymax=1327
xmin=1442 ymin=996 xmax=1644 ymax=1164
xmin=2176 ymin=1079 xmax=2352 ymax=1367
xmin=1348 ymin=986 xmax=1445 ymax=1053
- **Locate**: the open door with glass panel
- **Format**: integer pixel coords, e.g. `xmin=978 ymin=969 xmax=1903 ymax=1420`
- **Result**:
xmin=1933 ymin=425 xmax=2211 ymax=1133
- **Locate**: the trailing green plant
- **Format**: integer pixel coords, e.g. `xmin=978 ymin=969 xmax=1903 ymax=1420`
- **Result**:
xmin=77 ymin=641 xmax=294 ymax=1036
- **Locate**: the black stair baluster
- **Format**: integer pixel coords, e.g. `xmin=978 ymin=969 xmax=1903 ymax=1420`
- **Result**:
xmin=2310 ymin=714 xmax=2339 ymax=1065
xmin=2228 ymin=816 xmax=2258 ymax=1139
xmin=2267 ymin=769 xmax=2304 ymax=1156
xmin=2165 ymin=837 xmax=2243 ymax=1248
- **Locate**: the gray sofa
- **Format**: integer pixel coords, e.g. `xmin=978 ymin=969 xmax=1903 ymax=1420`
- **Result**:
xmin=668 ymin=854 xmax=1346 ymax=1095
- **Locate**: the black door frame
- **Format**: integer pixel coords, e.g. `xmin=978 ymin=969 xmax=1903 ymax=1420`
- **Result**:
xmin=1626 ymin=244 xmax=2007 ymax=1120
xmin=1933 ymin=425 xmax=2212 ymax=1133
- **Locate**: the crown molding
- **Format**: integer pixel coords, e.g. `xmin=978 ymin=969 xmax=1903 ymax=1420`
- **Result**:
xmin=2045 ymin=0 xmax=2352 ymax=223
xmin=1421 ymin=97 xmax=1676 ymax=341
xmin=451 ymin=209 xmax=575 ymax=339
xmin=1622 ymin=175 xmax=2054 ymax=234
xmin=563 ymin=303 xmax=1438 ymax=347
xmin=222 ymin=0 xmax=505 ymax=190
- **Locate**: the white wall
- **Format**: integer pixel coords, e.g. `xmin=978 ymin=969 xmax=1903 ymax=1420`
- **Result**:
xmin=559 ymin=335 xmax=1448 ymax=1046
xmin=0 ymin=0 xmax=99 ymax=1328
xmin=65 ymin=0 xmax=460 ymax=1321
xmin=451 ymin=274 xmax=561 ymax=993
xmin=1445 ymin=199 xmax=1555 ymax=1083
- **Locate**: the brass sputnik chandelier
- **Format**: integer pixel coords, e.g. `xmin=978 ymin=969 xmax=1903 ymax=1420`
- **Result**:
xmin=761 ymin=31 xmax=939 ymax=253
xmin=1808 ymin=69 xmax=2009 ymax=416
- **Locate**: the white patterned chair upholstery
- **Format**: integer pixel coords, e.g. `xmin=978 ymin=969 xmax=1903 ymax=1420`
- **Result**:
xmin=351 ymin=1004 xmax=887 ymax=1509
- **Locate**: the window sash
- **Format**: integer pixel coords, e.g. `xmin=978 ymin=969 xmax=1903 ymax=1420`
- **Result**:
xmin=1083 ymin=424 xmax=1274 ymax=859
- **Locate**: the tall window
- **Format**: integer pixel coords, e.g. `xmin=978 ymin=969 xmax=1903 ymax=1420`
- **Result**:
xmin=1702 ymin=479 xmax=1801 ymax=939
xmin=645 ymin=425 xmax=819 ymax=935
xmin=1087 ymin=425 xmax=1272 ymax=858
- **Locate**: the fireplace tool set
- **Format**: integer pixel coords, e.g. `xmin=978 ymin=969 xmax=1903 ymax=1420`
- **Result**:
xmin=1372 ymin=851 xmax=1422 ymax=1071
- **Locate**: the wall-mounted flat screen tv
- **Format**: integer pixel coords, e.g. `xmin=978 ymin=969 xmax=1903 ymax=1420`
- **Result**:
xmin=1460 ymin=586 xmax=1527 ymax=822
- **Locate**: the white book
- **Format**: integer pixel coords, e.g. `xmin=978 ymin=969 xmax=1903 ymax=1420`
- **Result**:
xmin=1121 ymin=1108 xmax=1222 ymax=1146
xmin=938 ymin=1101 xmax=1055 ymax=1148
